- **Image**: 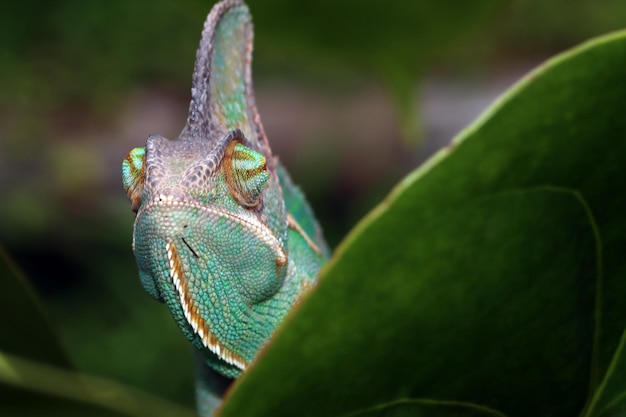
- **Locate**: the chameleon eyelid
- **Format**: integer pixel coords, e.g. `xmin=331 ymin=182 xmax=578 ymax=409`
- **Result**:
xmin=221 ymin=130 xmax=269 ymax=208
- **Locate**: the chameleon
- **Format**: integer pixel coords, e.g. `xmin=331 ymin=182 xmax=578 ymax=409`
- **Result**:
xmin=121 ymin=0 xmax=328 ymax=414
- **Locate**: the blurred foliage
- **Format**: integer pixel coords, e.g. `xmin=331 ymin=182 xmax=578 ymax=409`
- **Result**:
xmin=250 ymin=0 xmax=504 ymax=138
xmin=3 ymin=0 xmax=626 ymax=119
xmin=0 ymin=245 xmax=192 ymax=416
xmin=0 ymin=0 xmax=506 ymax=141
xmin=0 ymin=246 xmax=70 ymax=367
xmin=0 ymin=0 xmax=496 ymax=99
xmin=2 ymin=0 xmax=626 ymax=416
xmin=495 ymin=0 xmax=626 ymax=53
xmin=0 ymin=350 xmax=195 ymax=417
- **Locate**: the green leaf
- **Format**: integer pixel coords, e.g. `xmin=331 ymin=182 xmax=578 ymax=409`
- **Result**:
xmin=222 ymin=189 xmax=597 ymax=417
xmin=220 ymin=30 xmax=626 ymax=416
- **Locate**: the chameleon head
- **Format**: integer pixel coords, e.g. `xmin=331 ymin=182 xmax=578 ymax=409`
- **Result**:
xmin=122 ymin=128 xmax=289 ymax=376
xmin=121 ymin=0 xmax=306 ymax=378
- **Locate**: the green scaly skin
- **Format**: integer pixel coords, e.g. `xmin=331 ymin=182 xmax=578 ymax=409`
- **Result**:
xmin=122 ymin=0 xmax=328 ymax=414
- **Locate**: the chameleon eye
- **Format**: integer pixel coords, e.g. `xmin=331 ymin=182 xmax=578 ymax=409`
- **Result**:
xmin=223 ymin=141 xmax=269 ymax=208
xmin=122 ymin=147 xmax=146 ymax=213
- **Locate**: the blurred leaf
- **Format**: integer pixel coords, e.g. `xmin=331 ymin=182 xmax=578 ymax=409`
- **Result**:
xmin=0 ymin=245 xmax=192 ymax=416
xmin=341 ymin=399 xmax=507 ymax=417
xmin=0 ymin=246 xmax=71 ymax=367
xmin=0 ymin=219 xmax=196 ymax=415
xmin=41 ymin=212 xmax=196 ymax=407
xmin=220 ymin=30 xmax=626 ymax=416
xmin=0 ymin=350 xmax=195 ymax=417
xmin=584 ymin=329 xmax=626 ymax=417
xmin=0 ymin=246 xmax=94 ymax=415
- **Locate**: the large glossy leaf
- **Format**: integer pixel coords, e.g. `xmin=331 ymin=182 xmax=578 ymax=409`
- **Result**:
xmin=222 ymin=189 xmax=597 ymax=417
xmin=219 ymin=30 xmax=626 ymax=416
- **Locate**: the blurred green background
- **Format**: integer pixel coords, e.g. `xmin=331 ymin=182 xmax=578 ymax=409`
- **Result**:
xmin=1 ymin=0 xmax=626 ymax=410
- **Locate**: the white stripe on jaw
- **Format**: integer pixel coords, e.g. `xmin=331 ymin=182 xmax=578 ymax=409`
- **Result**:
xmin=165 ymin=239 xmax=247 ymax=370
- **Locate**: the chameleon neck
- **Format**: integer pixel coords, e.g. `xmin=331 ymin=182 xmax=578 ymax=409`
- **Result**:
xmin=194 ymin=348 xmax=233 ymax=417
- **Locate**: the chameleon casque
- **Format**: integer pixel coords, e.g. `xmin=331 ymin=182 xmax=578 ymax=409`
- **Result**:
xmin=122 ymin=0 xmax=328 ymax=413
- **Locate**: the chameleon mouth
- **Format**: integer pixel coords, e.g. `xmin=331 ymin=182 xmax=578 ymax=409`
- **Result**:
xmin=165 ymin=239 xmax=248 ymax=370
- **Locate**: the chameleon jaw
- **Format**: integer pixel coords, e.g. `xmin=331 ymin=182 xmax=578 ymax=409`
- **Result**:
xmin=165 ymin=239 xmax=248 ymax=370
xmin=136 ymin=193 xmax=289 ymax=371
xmin=142 ymin=194 xmax=287 ymax=268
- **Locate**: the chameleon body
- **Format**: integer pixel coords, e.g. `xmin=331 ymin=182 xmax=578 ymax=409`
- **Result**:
xmin=122 ymin=0 xmax=327 ymax=412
